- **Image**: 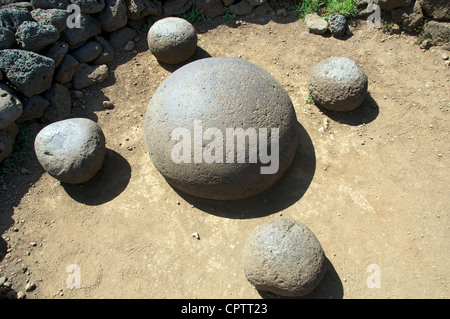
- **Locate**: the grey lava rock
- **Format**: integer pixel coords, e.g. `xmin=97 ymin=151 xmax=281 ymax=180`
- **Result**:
xmin=242 ymin=218 xmax=326 ymax=297
xmin=31 ymin=0 xmax=70 ymax=9
xmin=229 ymin=0 xmax=253 ymax=16
xmin=0 ymin=26 xmax=16 ymax=50
xmin=0 ymin=8 xmax=33 ymax=32
xmin=54 ymin=54 xmax=79 ymax=84
xmin=15 ymin=21 xmax=60 ymax=53
xmin=163 ymin=0 xmax=192 ymax=15
xmin=21 ymin=95 xmax=50 ymax=119
xmin=108 ymin=26 xmax=137 ymax=49
xmin=328 ymin=13 xmax=348 ymax=37
xmin=0 ymin=83 xmax=22 ymax=129
xmin=30 ymin=8 xmax=71 ymax=33
xmin=71 ymin=41 xmax=103 ymax=63
xmin=126 ymin=0 xmax=163 ymax=20
xmin=0 ymin=122 xmax=19 ymax=163
xmin=98 ymin=0 xmax=128 ymax=33
xmin=93 ymin=35 xmax=114 ymax=65
xmin=196 ymin=0 xmax=224 ymax=18
xmin=391 ymin=1 xmax=424 ymax=33
xmin=34 ymin=117 xmax=106 ymax=184
xmin=0 ymin=49 xmax=55 ymax=97
xmin=43 ymin=41 xmax=69 ymax=68
xmin=62 ymin=13 xmax=102 ymax=49
xmin=72 ymin=63 xmax=109 ymax=90
xmin=423 ymin=21 xmax=450 ymax=46
xmin=41 ymin=83 xmax=71 ymax=123
xmin=308 ymin=57 xmax=368 ymax=112
xmin=70 ymin=0 xmax=106 ymax=13
xmin=147 ymin=17 xmax=197 ymax=64
xmin=144 ymin=57 xmax=300 ymax=201
xmin=420 ymin=0 xmax=450 ymax=21
xmin=305 ymin=12 xmax=328 ymax=35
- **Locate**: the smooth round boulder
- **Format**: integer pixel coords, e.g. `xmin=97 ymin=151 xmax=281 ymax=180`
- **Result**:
xmin=34 ymin=118 xmax=106 ymax=184
xmin=242 ymin=218 xmax=326 ymax=297
xmin=147 ymin=17 xmax=197 ymax=65
xmin=144 ymin=57 xmax=300 ymax=201
xmin=307 ymin=57 xmax=368 ymax=112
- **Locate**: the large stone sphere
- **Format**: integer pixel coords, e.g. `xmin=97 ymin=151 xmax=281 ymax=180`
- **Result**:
xmin=34 ymin=118 xmax=106 ymax=184
xmin=307 ymin=57 xmax=368 ymax=112
xmin=242 ymin=218 xmax=326 ymax=297
xmin=147 ymin=17 xmax=197 ymax=65
xmin=144 ymin=57 xmax=300 ymax=201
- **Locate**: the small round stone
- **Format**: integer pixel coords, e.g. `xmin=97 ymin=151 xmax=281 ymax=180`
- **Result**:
xmin=147 ymin=17 xmax=197 ymax=65
xmin=34 ymin=118 xmax=106 ymax=184
xmin=144 ymin=57 xmax=300 ymax=201
xmin=307 ymin=57 xmax=368 ymax=112
xmin=242 ymin=218 xmax=326 ymax=297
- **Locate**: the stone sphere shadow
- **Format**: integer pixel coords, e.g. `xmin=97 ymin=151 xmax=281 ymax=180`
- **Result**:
xmin=173 ymin=121 xmax=316 ymax=219
xmin=61 ymin=149 xmax=131 ymax=206
xmin=316 ymin=92 xmax=379 ymax=126
xmin=257 ymin=257 xmax=344 ymax=299
xmin=156 ymin=46 xmax=212 ymax=72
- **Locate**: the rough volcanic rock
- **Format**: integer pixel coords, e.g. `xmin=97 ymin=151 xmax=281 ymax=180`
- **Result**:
xmin=15 ymin=21 xmax=60 ymax=53
xmin=0 ymin=49 xmax=55 ymax=97
xmin=0 ymin=83 xmax=22 ymax=129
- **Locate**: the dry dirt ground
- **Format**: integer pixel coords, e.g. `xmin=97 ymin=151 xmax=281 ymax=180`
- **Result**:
xmin=0 ymin=13 xmax=449 ymax=299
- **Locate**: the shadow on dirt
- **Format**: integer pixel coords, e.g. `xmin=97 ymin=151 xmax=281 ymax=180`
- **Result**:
xmin=317 ymin=92 xmax=379 ymax=126
xmin=174 ymin=121 xmax=316 ymax=219
xmin=157 ymin=46 xmax=212 ymax=73
xmin=257 ymin=257 xmax=344 ymax=299
xmin=61 ymin=149 xmax=131 ymax=206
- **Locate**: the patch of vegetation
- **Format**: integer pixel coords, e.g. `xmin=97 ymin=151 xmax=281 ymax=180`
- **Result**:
xmin=142 ymin=18 xmax=153 ymax=34
xmin=292 ymin=0 xmax=359 ymax=20
xmin=223 ymin=7 xmax=237 ymax=20
xmin=305 ymin=93 xmax=315 ymax=105
xmin=178 ymin=3 xmax=211 ymax=23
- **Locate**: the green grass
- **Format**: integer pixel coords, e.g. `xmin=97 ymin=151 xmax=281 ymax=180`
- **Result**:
xmin=223 ymin=7 xmax=237 ymax=20
xmin=305 ymin=93 xmax=315 ymax=105
xmin=178 ymin=2 xmax=211 ymax=23
xmin=292 ymin=0 xmax=359 ymax=20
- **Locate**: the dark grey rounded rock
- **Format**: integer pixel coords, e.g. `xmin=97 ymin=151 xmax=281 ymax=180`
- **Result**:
xmin=54 ymin=54 xmax=79 ymax=84
xmin=147 ymin=17 xmax=197 ymax=65
xmin=144 ymin=57 xmax=300 ymax=201
xmin=71 ymin=41 xmax=103 ymax=63
xmin=0 ymin=122 xmax=19 ymax=163
xmin=242 ymin=218 xmax=326 ymax=297
xmin=70 ymin=0 xmax=106 ymax=14
xmin=328 ymin=13 xmax=348 ymax=37
xmin=21 ymin=95 xmax=50 ymax=119
xmin=41 ymin=83 xmax=71 ymax=123
xmin=42 ymin=41 xmax=69 ymax=68
xmin=34 ymin=118 xmax=106 ymax=184
xmin=307 ymin=57 xmax=368 ymax=112
xmin=98 ymin=0 xmax=128 ymax=33
xmin=0 ymin=26 xmax=16 ymax=50
xmin=62 ymin=13 xmax=101 ymax=49
xmin=0 ymin=83 xmax=22 ymax=130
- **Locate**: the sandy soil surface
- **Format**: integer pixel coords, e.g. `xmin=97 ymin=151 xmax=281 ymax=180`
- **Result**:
xmin=0 ymin=13 xmax=449 ymax=299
